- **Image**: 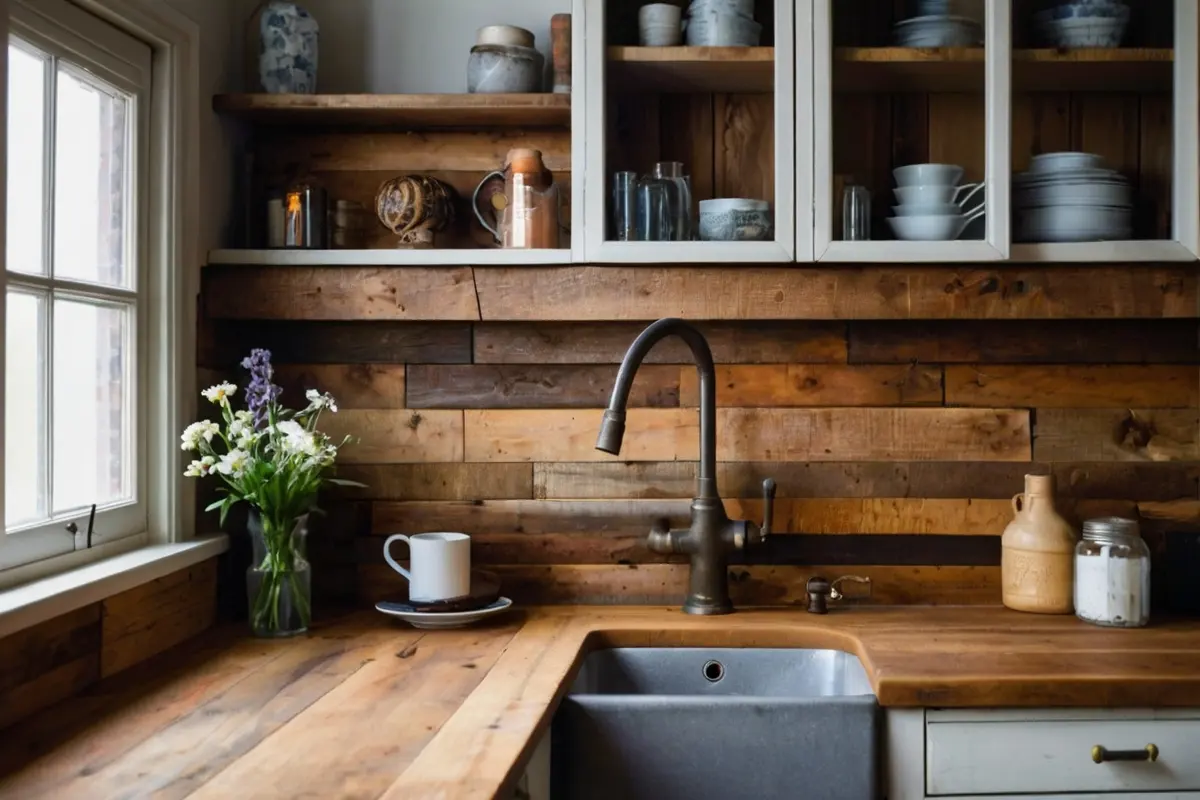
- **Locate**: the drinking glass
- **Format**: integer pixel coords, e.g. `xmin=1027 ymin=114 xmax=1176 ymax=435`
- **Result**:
xmin=842 ymin=184 xmax=871 ymax=241
xmin=611 ymin=171 xmax=638 ymax=241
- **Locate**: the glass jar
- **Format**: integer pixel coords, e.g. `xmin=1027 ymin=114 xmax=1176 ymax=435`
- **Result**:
xmin=1074 ymin=517 xmax=1150 ymax=628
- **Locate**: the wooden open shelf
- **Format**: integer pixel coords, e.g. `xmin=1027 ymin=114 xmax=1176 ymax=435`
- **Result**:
xmin=834 ymin=48 xmax=1173 ymax=93
xmin=212 ymin=93 xmax=571 ymax=129
xmin=607 ymin=46 xmax=775 ymax=92
xmin=207 ymin=249 xmax=573 ymax=267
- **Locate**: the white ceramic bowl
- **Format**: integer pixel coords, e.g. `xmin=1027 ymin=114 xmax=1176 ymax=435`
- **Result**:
xmin=894 ymin=182 xmax=983 ymax=206
xmin=1029 ymin=151 xmax=1105 ymax=173
xmin=688 ymin=0 xmax=755 ymax=17
xmin=892 ymin=203 xmax=968 ymax=217
xmin=893 ymin=15 xmax=983 ymax=46
xmin=685 ymin=8 xmax=762 ymax=46
xmin=893 ymin=163 xmax=964 ymax=187
xmin=699 ymin=198 xmax=772 ymax=241
xmin=914 ymin=0 xmax=984 ymax=23
xmin=888 ymin=208 xmax=983 ymax=241
xmin=476 ymin=25 xmax=535 ymax=48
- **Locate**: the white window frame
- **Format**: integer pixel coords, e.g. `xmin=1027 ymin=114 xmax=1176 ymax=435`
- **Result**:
xmin=0 ymin=0 xmax=201 ymax=590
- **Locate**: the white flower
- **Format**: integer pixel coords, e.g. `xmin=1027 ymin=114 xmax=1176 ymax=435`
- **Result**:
xmin=214 ymin=449 xmax=251 ymax=478
xmin=181 ymin=420 xmax=220 ymax=451
xmin=228 ymin=418 xmax=257 ymax=448
xmin=184 ymin=456 xmax=216 ymax=477
xmin=202 ymin=382 xmax=237 ymax=404
xmin=276 ymin=419 xmax=320 ymax=457
xmin=306 ymin=389 xmax=338 ymax=413
xmin=234 ymin=410 xmax=253 ymax=424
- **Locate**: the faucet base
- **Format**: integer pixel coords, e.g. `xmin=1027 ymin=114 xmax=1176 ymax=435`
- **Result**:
xmin=682 ymin=597 xmax=734 ymax=616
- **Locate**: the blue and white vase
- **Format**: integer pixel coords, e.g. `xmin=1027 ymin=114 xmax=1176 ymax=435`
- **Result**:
xmin=252 ymin=1 xmax=319 ymax=94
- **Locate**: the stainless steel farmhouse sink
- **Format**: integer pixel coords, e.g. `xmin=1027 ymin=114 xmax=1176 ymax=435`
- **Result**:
xmin=552 ymin=648 xmax=880 ymax=800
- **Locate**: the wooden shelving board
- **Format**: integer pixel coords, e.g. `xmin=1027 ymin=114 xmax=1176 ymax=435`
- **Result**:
xmin=212 ymin=93 xmax=571 ymax=129
xmin=834 ymin=48 xmax=1173 ymax=93
xmin=207 ymin=249 xmax=573 ymax=267
xmin=607 ymin=46 xmax=775 ymax=93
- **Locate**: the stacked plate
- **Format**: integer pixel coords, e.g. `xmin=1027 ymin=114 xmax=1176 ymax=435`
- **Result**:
xmin=1014 ymin=152 xmax=1132 ymax=243
xmin=894 ymin=13 xmax=983 ymax=46
xmin=1035 ymin=1 xmax=1130 ymax=48
xmin=888 ymin=163 xmax=986 ymax=241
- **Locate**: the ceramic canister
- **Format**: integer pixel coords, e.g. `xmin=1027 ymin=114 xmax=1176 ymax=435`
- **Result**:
xmin=251 ymin=1 xmax=319 ymax=94
xmin=1001 ymin=474 xmax=1078 ymax=614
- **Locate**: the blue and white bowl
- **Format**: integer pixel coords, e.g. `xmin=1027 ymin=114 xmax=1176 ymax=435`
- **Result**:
xmin=255 ymin=1 xmax=319 ymax=94
xmin=699 ymin=199 xmax=773 ymax=242
xmin=1035 ymin=1 xmax=1129 ymax=47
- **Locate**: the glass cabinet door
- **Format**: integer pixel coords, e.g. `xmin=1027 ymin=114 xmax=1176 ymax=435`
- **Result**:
xmin=582 ymin=0 xmax=796 ymax=262
xmin=1010 ymin=0 xmax=1197 ymax=261
xmin=812 ymin=0 xmax=1011 ymax=261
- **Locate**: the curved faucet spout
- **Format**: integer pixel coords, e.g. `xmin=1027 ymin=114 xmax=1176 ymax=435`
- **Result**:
xmin=595 ymin=318 xmax=719 ymax=500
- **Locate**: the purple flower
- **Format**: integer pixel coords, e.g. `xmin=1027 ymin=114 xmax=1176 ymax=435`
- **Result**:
xmin=241 ymin=348 xmax=281 ymax=428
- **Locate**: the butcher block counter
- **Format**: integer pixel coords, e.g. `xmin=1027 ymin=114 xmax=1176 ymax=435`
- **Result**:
xmin=2 ymin=605 xmax=1200 ymax=800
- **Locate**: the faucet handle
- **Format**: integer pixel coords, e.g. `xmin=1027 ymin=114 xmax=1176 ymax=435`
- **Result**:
xmin=830 ymin=575 xmax=872 ymax=601
xmin=760 ymin=478 xmax=777 ymax=538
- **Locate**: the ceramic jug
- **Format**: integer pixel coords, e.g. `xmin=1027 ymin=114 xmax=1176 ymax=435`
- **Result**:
xmin=472 ymin=148 xmax=561 ymax=249
xmin=1001 ymin=474 xmax=1078 ymax=614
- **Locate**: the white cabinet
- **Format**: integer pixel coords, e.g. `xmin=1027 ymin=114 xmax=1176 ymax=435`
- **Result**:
xmin=888 ymin=708 xmax=1200 ymax=800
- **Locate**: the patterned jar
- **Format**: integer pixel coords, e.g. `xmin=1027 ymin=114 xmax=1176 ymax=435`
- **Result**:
xmin=249 ymin=1 xmax=319 ymax=94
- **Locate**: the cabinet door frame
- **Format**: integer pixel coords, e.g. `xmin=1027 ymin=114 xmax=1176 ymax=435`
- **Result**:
xmin=581 ymin=0 xmax=796 ymax=263
xmin=812 ymin=0 xmax=1012 ymax=262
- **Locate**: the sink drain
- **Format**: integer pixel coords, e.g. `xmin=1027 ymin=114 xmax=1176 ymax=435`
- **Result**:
xmin=702 ymin=660 xmax=725 ymax=683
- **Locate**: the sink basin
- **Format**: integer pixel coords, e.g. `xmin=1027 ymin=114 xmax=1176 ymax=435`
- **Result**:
xmin=553 ymin=648 xmax=880 ymax=800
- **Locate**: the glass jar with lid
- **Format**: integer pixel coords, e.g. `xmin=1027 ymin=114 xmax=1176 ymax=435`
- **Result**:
xmin=1074 ymin=517 xmax=1151 ymax=628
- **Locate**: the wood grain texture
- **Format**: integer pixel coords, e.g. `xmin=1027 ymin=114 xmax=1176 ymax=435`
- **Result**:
xmin=101 ymin=560 xmax=218 ymax=678
xmin=1035 ymin=409 xmax=1200 ymax=462
xmin=532 ymin=460 xmax=1200 ymax=501
xmin=1011 ymin=93 xmax=1070 ymax=172
xmin=473 ymin=266 xmax=1196 ymax=321
xmin=272 ymin=364 xmax=406 ymax=409
xmin=680 ymin=364 xmax=943 ymax=407
xmin=203 ymin=266 xmax=479 ymax=321
xmin=406 ymin=364 xmax=680 ymax=409
xmin=199 ymin=320 xmax=473 ymax=367
xmin=335 ymin=463 xmax=533 ymax=501
xmin=322 ymin=409 xmax=464 ymax=464
xmin=474 ymin=322 xmax=848 ymax=364
xmin=0 ymin=606 xmax=101 ymax=729
xmin=848 ymin=319 xmax=1200 ymax=364
xmin=715 ymin=93 xmax=774 ymax=201
xmin=465 ymin=408 xmax=1031 ymax=463
xmin=1139 ymin=93 xmax=1173 ymax=240
xmin=605 ymin=46 xmax=775 ymax=92
xmin=946 ymin=365 xmax=1199 ymax=408
xmin=928 ymin=93 xmax=986 ymax=184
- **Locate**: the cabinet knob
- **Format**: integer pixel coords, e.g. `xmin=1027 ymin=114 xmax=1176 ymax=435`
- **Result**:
xmin=1091 ymin=744 xmax=1159 ymax=764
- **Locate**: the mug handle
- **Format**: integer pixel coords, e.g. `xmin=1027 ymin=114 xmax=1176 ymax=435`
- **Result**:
xmin=955 ymin=181 xmax=985 ymax=209
xmin=384 ymin=534 xmax=412 ymax=581
xmin=472 ymin=170 xmax=506 ymax=244
xmin=1012 ymin=493 xmax=1025 ymax=514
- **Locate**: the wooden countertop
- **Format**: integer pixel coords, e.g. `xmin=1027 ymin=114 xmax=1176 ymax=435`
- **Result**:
xmin=3 ymin=606 xmax=1200 ymax=799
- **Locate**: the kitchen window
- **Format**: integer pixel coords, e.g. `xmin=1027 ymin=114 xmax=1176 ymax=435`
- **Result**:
xmin=0 ymin=0 xmax=153 ymax=575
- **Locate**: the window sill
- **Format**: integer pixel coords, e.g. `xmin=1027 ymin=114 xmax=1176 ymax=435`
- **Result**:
xmin=0 ymin=535 xmax=229 ymax=639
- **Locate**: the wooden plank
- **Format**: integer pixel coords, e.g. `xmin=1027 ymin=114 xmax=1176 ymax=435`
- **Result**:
xmin=255 ymin=130 xmax=571 ymax=174
xmin=606 ymin=46 xmax=775 ymax=93
xmin=465 ymin=408 xmax=1031 ymax=462
xmin=1074 ymin=93 xmax=1140 ymax=190
xmin=533 ymin=460 xmax=1200 ymax=502
xmin=473 ymin=266 xmax=1197 ymax=321
xmin=405 ymin=364 xmax=680 ymax=409
xmin=680 ymin=364 xmax=943 ymax=407
xmin=1035 ymin=409 xmax=1200 ymax=462
xmin=1011 ymin=93 xmax=1071 ymax=172
xmin=715 ymin=93 xmax=774 ymax=202
xmin=213 ymin=93 xmax=572 ymax=129
xmin=1139 ymin=93 xmax=1174 ymax=240
xmin=946 ymin=365 xmax=1199 ymax=408
xmin=335 ymin=464 xmax=533 ymax=501
xmin=322 ymin=409 xmax=464 ymax=464
xmin=101 ymin=560 xmax=218 ymax=678
xmin=1 ymin=619 xmax=419 ymax=798
xmin=203 ymin=266 xmax=479 ymax=321
xmin=474 ymin=322 xmax=849 ymax=364
xmin=0 ymin=605 xmax=101 ymax=729
xmin=848 ymin=319 xmax=1200 ymax=364
xmin=188 ymin=625 xmax=520 ymax=800
xmin=928 ymin=93 xmax=986 ymax=185
xmin=659 ymin=93 xmax=715 ymax=204
xmin=272 ymin=364 xmax=406 ymax=409
xmin=198 ymin=320 xmax=473 ymax=367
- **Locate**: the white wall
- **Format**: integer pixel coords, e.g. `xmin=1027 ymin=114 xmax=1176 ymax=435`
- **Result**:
xmin=164 ymin=0 xmax=240 ymax=254
xmin=237 ymin=0 xmax=569 ymax=93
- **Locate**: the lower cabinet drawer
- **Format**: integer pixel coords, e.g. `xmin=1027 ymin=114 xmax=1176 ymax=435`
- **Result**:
xmin=926 ymin=711 xmax=1200 ymax=796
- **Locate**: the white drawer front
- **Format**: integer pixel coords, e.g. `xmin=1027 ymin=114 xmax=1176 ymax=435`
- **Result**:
xmin=927 ymin=716 xmax=1200 ymax=796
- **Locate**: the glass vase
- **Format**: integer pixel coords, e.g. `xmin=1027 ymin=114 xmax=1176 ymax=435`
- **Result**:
xmin=246 ymin=510 xmax=311 ymax=637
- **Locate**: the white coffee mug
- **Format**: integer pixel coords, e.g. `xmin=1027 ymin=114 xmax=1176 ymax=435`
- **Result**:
xmin=639 ymin=3 xmax=683 ymax=46
xmin=383 ymin=532 xmax=471 ymax=602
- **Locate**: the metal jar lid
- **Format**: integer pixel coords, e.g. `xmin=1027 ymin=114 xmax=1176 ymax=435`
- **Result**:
xmin=1082 ymin=516 xmax=1141 ymax=546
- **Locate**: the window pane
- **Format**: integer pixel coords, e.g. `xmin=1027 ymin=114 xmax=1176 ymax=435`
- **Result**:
xmin=53 ymin=66 xmax=131 ymax=288
xmin=52 ymin=298 xmax=130 ymax=514
xmin=7 ymin=42 xmax=47 ymax=276
xmin=6 ymin=291 xmax=47 ymax=526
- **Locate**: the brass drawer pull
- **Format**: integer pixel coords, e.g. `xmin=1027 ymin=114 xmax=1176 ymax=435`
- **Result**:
xmin=1091 ymin=744 xmax=1159 ymax=764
